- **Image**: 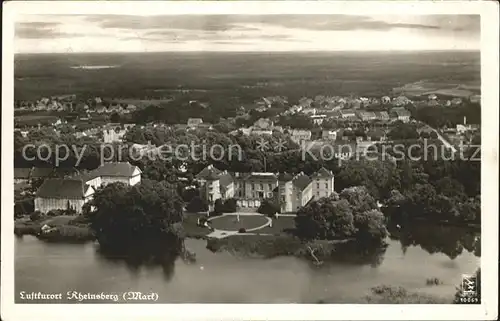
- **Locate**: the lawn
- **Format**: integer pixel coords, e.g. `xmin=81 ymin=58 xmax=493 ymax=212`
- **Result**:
xmin=183 ymin=213 xmax=211 ymax=238
xmin=209 ymin=214 xmax=269 ymax=232
xmin=254 ymin=216 xmax=296 ymax=236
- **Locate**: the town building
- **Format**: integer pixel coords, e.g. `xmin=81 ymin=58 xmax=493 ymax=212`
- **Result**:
xmin=311 ymin=167 xmax=335 ymax=199
xmin=290 ymin=129 xmax=312 ymax=144
xmin=374 ymin=111 xmax=390 ymax=122
xmin=322 ymin=130 xmax=337 ymax=141
xmin=381 ymin=96 xmax=391 ymax=104
xmin=187 ymin=118 xmax=203 ymax=129
xmin=195 ymin=165 xmax=335 ymax=213
xmin=34 ymin=178 xmax=95 ymax=213
xmin=253 ymin=118 xmax=274 ymax=129
xmin=469 ymin=95 xmax=481 ymax=103
xmin=91 ymin=162 xmax=142 ymax=186
xmin=390 ymin=108 xmax=411 ymax=123
xmin=310 ymin=114 xmax=327 ymax=125
xmin=103 ymin=126 xmax=126 ymax=143
xmin=357 ymin=110 xmax=376 ymax=121
xmin=340 ymin=109 xmax=356 ymax=118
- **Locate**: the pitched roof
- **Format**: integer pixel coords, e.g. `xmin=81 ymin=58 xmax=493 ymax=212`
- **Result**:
xmin=14 ymin=168 xmax=33 ymax=179
xmin=293 ymin=174 xmax=312 ymax=191
xmin=392 ymin=108 xmax=411 ymax=117
xmin=311 ymin=167 xmax=334 ymax=179
xmin=374 ymin=111 xmax=390 ymax=119
xmin=92 ymin=162 xmax=140 ymax=177
xmin=36 ymin=178 xmax=91 ymax=199
xmin=219 ymin=172 xmax=234 ymax=188
xmin=357 ymin=111 xmax=376 ymax=118
xmin=196 ymin=165 xmax=222 ymax=180
xmin=187 ymin=118 xmax=203 ymax=126
xmin=340 ymin=109 xmax=356 ymax=115
xmin=245 ymin=172 xmax=278 ymax=181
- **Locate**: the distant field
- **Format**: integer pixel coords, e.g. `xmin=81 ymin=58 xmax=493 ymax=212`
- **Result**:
xmin=104 ymin=98 xmax=174 ymax=107
xmin=15 ymin=114 xmax=58 ymax=125
xmin=392 ymin=80 xmax=481 ymax=98
xmin=15 ymin=51 xmax=480 ymax=103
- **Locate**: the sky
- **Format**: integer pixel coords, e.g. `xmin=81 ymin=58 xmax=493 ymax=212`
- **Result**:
xmin=14 ymin=14 xmax=480 ymax=53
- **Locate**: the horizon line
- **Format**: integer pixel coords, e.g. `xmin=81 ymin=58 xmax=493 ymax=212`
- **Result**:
xmin=15 ymin=49 xmax=481 ymax=55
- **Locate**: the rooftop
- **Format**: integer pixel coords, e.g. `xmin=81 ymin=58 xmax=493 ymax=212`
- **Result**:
xmin=92 ymin=162 xmax=140 ymax=178
xmin=36 ymin=178 xmax=92 ymax=199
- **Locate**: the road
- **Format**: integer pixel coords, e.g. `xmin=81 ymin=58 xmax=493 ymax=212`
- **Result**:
xmin=420 ymin=123 xmax=457 ymax=153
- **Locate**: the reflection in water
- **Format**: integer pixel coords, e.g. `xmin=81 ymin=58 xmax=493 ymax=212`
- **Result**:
xmin=324 ymin=241 xmax=388 ymax=268
xmin=387 ymin=221 xmax=480 ymax=259
xmin=95 ymin=238 xmax=181 ymax=282
xmin=15 ymin=219 xmax=480 ymax=303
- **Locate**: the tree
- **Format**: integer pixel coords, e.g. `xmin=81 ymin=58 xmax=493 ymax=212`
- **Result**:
xmin=223 ymin=198 xmax=238 ymax=213
xmin=388 ymin=122 xmax=419 ymax=140
xmin=258 ymin=199 xmax=280 ymax=216
xmin=354 ymin=209 xmax=388 ymax=245
xmin=213 ymin=199 xmax=224 ymax=215
xmin=339 ymin=186 xmax=378 ymax=214
xmin=387 ymin=189 xmax=406 ymax=207
xmin=87 ymin=180 xmax=184 ymax=251
xmin=186 ymin=196 xmax=208 ymax=213
xmin=435 ymin=177 xmax=466 ymax=199
xmin=295 ymin=197 xmax=356 ymax=240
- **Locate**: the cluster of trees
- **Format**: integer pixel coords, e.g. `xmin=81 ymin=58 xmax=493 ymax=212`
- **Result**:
xmin=408 ymin=102 xmax=481 ymax=128
xmin=14 ymin=127 xmax=104 ymax=169
xmin=85 ymin=180 xmax=184 ymax=253
xmin=389 ymin=222 xmax=480 ymax=259
xmin=258 ymin=199 xmax=281 ymax=216
xmin=213 ymin=198 xmax=238 ymax=215
xmin=295 ymin=186 xmax=388 ymax=245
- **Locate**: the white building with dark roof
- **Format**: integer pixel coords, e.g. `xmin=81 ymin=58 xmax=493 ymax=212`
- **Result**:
xmin=34 ymin=178 xmax=95 ymax=213
xmin=91 ymin=162 xmax=142 ymax=186
xmin=311 ymin=167 xmax=335 ymax=199
xmin=195 ymin=165 xmax=334 ymax=212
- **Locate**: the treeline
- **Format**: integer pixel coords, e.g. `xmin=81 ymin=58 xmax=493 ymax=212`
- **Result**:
xmin=408 ymin=102 xmax=481 ymax=128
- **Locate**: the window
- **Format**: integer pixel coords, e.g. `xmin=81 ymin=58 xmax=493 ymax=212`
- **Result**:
xmin=317 ymin=183 xmax=320 ymax=189
xmin=268 ymin=184 xmax=273 ymax=191
xmin=260 ymin=183 xmax=264 ymax=190
xmin=325 ymin=183 xmax=328 ymax=189
xmin=252 ymin=183 xmax=255 ymax=190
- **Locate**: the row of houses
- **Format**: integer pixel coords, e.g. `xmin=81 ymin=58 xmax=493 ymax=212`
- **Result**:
xmin=196 ymin=165 xmax=335 ymax=213
xmin=302 ymin=108 xmax=411 ymax=124
xmin=27 ymin=162 xmax=142 ymax=213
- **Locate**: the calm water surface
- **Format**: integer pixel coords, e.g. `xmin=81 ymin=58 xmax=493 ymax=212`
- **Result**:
xmin=15 ymin=225 xmax=479 ymax=303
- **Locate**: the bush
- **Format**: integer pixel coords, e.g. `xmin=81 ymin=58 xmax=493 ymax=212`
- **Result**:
xmin=186 ymin=196 xmax=208 ymax=213
xmin=258 ymin=199 xmax=280 ymax=216
xmin=30 ymin=211 xmax=43 ymax=222
xmin=47 ymin=210 xmax=59 ymax=217
xmin=37 ymin=225 xmax=95 ymax=243
xmin=238 ymin=228 xmax=246 ymax=233
xmin=224 ymin=198 xmax=238 ymax=213
xmin=214 ymin=199 xmax=224 ymax=215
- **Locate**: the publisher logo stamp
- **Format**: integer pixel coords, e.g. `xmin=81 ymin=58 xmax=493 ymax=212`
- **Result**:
xmin=458 ymin=274 xmax=480 ymax=303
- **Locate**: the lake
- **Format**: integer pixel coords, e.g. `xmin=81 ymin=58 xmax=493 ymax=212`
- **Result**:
xmin=15 ymin=224 xmax=480 ymax=303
